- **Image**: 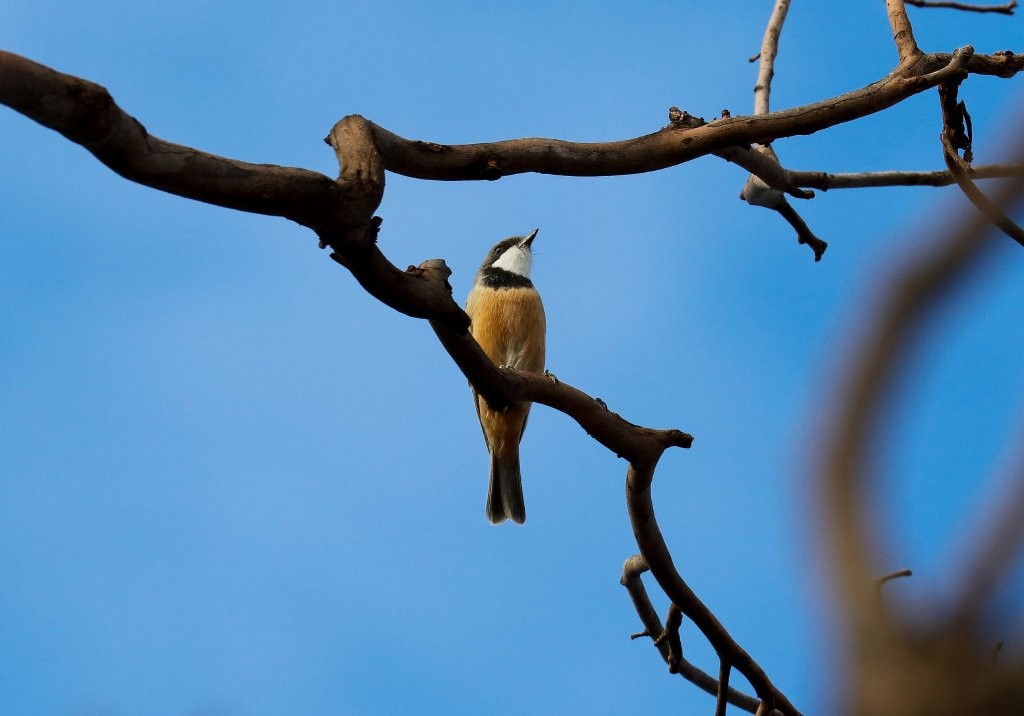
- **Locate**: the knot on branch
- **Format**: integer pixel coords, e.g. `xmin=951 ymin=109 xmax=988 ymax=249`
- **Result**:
xmin=653 ymin=603 xmax=684 ymax=673
xmin=322 ymin=215 xmax=381 ymax=254
xmin=667 ymin=106 xmax=707 ymax=130
xmin=408 ymin=258 xmax=454 ymax=295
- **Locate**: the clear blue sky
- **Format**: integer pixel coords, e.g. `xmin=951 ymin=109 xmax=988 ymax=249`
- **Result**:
xmin=3 ymin=3 xmax=1023 ymax=714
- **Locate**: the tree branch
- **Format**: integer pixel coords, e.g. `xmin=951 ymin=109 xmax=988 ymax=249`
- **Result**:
xmin=887 ymin=0 xmax=924 ymax=65
xmin=906 ymin=0 xmax=1017 ymax=13
xmin=788 ymin=163 xmax=1024 ymax=190
xmin=753 ymin=0 xmax=791 ymax=116
xmin=0 ymin=51 xmax=350 ymax=233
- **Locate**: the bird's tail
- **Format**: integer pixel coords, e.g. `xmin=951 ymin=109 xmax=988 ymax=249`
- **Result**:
xmin=486 ymin=453 xmax=526 ymax=525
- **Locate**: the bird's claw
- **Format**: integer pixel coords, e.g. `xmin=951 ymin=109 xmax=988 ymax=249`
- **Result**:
xmin=544 ymin=370 xmax=559 ymax=385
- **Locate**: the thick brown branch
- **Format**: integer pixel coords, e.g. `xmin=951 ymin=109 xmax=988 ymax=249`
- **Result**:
xmin=0 ymin=50 xmax=353 ymax=233
xmin=4 ymin=47 xmax=1016 ymax=218
xmin=907 ymin=0 xmax=1017 ymax=13
xmin=359 ymin=48 xmax=1003 ymax=181
xmin=620 ymin=556 xmax=761 ymax=713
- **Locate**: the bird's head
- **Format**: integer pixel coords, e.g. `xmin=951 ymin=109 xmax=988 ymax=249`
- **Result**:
xmin=477 ymin=228 xmax=539 ymax=281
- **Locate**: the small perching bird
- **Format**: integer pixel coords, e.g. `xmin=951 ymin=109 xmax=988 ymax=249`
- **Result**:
xmin=465 ymin=229 xmax=546 ymax=524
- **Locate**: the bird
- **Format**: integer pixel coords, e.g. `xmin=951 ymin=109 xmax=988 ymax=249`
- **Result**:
xmin=465 ymin=228 xmax=546 ymax=525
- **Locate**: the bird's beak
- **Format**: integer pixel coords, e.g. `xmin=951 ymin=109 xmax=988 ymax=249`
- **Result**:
xmin=521 ymin=228 xmax=539 ymax=248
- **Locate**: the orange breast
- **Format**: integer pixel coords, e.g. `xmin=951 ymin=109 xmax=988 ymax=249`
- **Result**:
xmin=466 ymin=286 xmax=546 ymax=373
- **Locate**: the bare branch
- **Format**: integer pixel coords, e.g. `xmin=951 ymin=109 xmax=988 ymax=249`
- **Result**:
xmin=620 ymin=556 xmax=761 ymax=713
xmin=906 ymin=0 xmax=1017 ymax=13
xmin=753 ymin=0 xmax=792 ymax=116
xmin=360 ymin=49 xmax=1012 ymax=181
xmin=4 ymin=47 xmax=1018 ymax=206
xmin=887 ymin=0 xmax=924 ymax=65
xmin=788 ymin=164 xmax=1024 ymax=190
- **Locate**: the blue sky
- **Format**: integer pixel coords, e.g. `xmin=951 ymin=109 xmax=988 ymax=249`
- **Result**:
xmin=2 ymin=3 xmax=1023 ymax=714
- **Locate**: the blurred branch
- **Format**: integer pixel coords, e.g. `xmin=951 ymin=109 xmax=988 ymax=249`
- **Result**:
xmin=951 ymin=456 xmax=1024 ymax=627
xmin=907 ymin=0 xmax=1017 ymax=13
xmin=877 ymin=568 xmax=914 ymax=587
xmin=821 ymin=124 xmax=1024 ymax=714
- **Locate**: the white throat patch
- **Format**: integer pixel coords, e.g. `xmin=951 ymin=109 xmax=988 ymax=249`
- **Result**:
xmin=491 ymin=245 xmax=532 ymax=278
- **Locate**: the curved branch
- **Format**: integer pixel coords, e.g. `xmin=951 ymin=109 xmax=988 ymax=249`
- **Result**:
xmin=3 ymin=47 xmax=1016 ymax=208
xmin=820 ymin=134 xmax=1024 ymax=658
xmin=363 ymin=49 xmax=993 ymax=181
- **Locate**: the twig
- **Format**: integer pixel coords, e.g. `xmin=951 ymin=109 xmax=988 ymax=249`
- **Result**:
xmin=906 ymin=0 xmax=1017 ymax=14
xmin=877 ymin=568 xmax=913 ymax=587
